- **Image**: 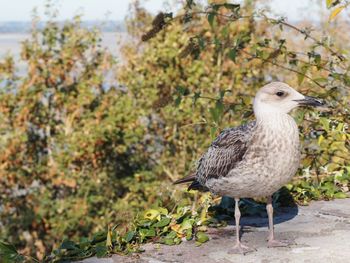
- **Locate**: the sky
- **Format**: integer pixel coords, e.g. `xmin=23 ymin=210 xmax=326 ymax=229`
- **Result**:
xmin=0 ymin=0 xmax=166 ymax=21
xmin=0 ymin=0 xmax=325 ymax=22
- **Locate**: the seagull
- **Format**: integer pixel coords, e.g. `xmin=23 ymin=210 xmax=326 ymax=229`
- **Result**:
xmin=174 ymin=82 xmax=325 ymax=254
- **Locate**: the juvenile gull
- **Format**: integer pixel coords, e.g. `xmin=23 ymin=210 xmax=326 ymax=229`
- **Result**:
xmin=174 ymin=82 xmax=325 ymax=254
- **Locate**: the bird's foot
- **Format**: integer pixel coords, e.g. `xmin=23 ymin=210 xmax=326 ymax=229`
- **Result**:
xmin=267 ymin=238 xmax=294 ymax=248
xmin=228 ymin=242 xmax=256 ymax=255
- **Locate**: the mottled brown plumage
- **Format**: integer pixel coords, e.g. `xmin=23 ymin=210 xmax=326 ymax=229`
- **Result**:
xmin=196 ymin=121 xmax=256 ymax=183
xmin=174 ymin=82 xmax=325 ymax=254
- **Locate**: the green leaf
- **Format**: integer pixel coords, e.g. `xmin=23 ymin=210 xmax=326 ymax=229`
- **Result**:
xmin=139 ymin=228 xmax=156 ymax=237
xmin=165 ymin=231 xmax=177 ymax=239
xmin=334 ymin=192 xmax=348 ymax=199
xmin=95 ymin=245 xmax=108 ymax=258
xmin=210 ymin=126 xmax=217 ymax=139
xmin=210 ymin=100 xmax=224 ymax=124
xmin=0 ymin=241 xmax=19 ymax=254
xmin=319 ymin=117 xmax=330 ymax=132
xmin=228 ymin=48 xmax=237 ymax=62
xmin=207 ymin=12 xmax=215 ymax=27
xmin=180 ymin=218 xmax=194 ymax=230
xmin=0 ymin=241 xmax=25 ymax=263
xmin=124 ymin=231 xmax=135 ymax=243
xmin=176 ymin=86 xmax=189 ymax=96
xmin=175 ymin=96 xmax=182 ymax=107
xmin=60 ymin=240 xmax=78 ymax=250
xmin=153 ymin=217 xmax=171 ymax=228
xmin=162 ymin=238 xmax=175 ymax=245
xmin=198 ymin=37 xmax=205 ymax=50
xmin=195 ymin=232 xmax=209 ymax=243
xmin=161 ymin=230 xmax=178 ymax=245
xmin=210 ymin=108 xmax=219 ymax=123
xmin=91 ymin=231 xmax=107 ymax=244
xmin=186 ymin=228 xmax=193 ymax=240
xmin=221 ymin=26 xmax=229 ymax=37
xmin=209 ymin=100 xmax=224 ymax=124
xmin=298 ymin=65 xmax=309 ymax=85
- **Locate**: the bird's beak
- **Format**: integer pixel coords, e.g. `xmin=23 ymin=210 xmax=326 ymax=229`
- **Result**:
xmin=293 ymin=96 xmax=326 ymax=107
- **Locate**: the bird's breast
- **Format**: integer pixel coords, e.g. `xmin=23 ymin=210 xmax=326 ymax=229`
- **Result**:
xmin=205 ymin=115 xmax=302 ymax=198
xmin=241 ymin=116 xmax=301 ymax=194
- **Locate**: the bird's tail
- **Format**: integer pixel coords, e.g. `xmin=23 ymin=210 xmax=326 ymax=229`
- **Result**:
xmin=173 ymin=174 xmax=196 ymax=185
xmin=173 ymin=174 xmax=208 ymax=192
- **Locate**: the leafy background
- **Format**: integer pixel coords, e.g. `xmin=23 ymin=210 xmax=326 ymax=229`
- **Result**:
xmin=0 ymin=0 xmax=349 ymax=261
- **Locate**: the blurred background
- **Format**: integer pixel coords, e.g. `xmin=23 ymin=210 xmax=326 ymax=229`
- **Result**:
xmin=0 ymin=0 xmax=349 ymax=261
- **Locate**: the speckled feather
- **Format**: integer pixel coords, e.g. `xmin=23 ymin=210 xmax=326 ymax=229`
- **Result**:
xmin=175 ymin=82 xmax=322 ymax=198
xmin=195 ymin=121 xmax=256 ymax=184
xmin=173 ymin=82 xmax=325 ymax=252
xmin=203 ymin=114 xmax=300 ymax=198
xmin=186 ymin=114 xmax=301 ymax=198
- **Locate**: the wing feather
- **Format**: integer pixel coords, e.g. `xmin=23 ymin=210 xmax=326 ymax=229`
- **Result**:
xmin=196 ymin=121 xmax=256 ymax=184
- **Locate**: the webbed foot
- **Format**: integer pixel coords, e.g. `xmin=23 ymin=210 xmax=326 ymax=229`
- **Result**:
xmin=228 ymin=242 xmax=256 ymax=255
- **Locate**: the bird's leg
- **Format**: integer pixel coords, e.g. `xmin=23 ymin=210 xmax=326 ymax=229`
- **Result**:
xmin=266 ymin=196 xmax=291 ymax=247
xmin=229 ymin=198 xmax=255 ymax=254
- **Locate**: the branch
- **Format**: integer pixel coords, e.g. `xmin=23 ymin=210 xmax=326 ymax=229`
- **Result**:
xmin=269 ymin=18 xmax=345 ymax=61
xmin=241 ymin=50 xmax=325 ymax=88
xmin=169 ymin=10 xmax=346 ymax=62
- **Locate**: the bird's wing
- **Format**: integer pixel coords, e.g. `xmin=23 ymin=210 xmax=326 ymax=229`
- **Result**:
xmin=196 ymin=121 xmax=256 ymax=183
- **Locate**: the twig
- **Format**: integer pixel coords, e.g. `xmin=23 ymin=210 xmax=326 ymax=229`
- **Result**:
xmin=274 ymin=19 xmax=345 ymax=61
xmin=169 ymin=10 xmax=346 ymax=61
xmin=241 ymin=50 xmax=325 ymax=88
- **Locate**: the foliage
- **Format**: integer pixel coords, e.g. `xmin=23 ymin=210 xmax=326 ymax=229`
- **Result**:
xmin=119 ymin=0 xmax=350 ymax=205
xmin=1 ymin=193 xmax=219 ymax=262
xmin=45 ymin=193 xmax=219 ymax=261
xmin=326 ymin=0 xmax=349 ymax=20
xmin=0 ymin=0 xmax=349 ymax=261
xmin=0 ymin=241 xmax=26 ymax=263
xmin=0 ymin=11 xmax=158 ymax=260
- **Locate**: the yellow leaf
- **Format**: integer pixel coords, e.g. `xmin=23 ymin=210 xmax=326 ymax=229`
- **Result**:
xmin=329 ymin=6 xmax=345 ymax=21
xmin=158 ymin=207 xmax=168 ymax=215
xmin=318 ymin=134 xmax=325 ymax=145
xmin=106 ymin=227 xmax=112 ymax=247
xmin=326 ymin=0 xmax=333 ymax=9
xmin=171 ymin=224 xmax=181 ymax=232
xmin=144 ymin=209 xmax=160 ymax=220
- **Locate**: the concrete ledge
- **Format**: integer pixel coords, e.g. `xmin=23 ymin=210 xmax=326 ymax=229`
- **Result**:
xmin=81 ymin=198 xmax=350 ymax=263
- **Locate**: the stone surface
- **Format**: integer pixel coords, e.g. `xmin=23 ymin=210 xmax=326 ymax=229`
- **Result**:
xmin=80 ymin=198 xmax=350 ymax=263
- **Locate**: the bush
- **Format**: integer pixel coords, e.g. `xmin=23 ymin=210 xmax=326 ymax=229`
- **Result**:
xmin=0 ymin=15 xmax=159 ymax=258
xmin=0 ymin=0 xmax=349 ymax=260
xmin=119 ymin=0 xmax=350 ymax=204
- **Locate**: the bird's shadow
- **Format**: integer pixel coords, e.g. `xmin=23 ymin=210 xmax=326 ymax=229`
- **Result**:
xmin=209 ymin=187 xmax=299 ymax=229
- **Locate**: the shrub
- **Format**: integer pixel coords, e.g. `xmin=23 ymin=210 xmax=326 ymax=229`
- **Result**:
xmin=0 ymin=0 xmax=349 ymax=260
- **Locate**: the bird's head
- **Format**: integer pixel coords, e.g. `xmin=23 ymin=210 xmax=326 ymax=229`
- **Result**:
xmin=253 ymin=82 xmax=325 ymax=117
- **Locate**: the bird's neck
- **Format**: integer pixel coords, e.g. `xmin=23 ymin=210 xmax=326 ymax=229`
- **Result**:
xmin=255 ymin=112 xmax=297 ymax=132
xmin=253 ymin=101 xmax=296 ymax=130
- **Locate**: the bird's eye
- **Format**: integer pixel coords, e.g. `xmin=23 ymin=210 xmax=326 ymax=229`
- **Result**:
xmin=276 ymin=91 xmax=285 ymax=97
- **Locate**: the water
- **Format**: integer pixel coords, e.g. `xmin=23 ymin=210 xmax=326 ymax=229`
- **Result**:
xmin=0 ymin=31 xmax=131 ymax=94
xmin=0 ymin=32 xmax=128 ymax=75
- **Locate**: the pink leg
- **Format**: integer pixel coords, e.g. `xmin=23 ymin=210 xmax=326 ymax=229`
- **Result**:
xmin=229 ymin=198 xmax=255 ymax=254
xmin=266 ymin=196 xmax=292 ymax=247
